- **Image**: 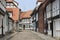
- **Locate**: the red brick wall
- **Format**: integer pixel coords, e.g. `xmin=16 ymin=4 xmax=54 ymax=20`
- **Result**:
xmin=38 ymin=9 xmax=44 ymax=33
xmin=38 ymin=0 xmax=49 ymax=34
xmin=6 ymin=8 xmax=19 ymax=21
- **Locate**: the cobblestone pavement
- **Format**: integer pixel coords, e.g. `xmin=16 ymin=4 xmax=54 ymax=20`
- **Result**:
xmin=7 ymin=30 xmax=56 ymax=40
xmin=8 ymin=30 xmax=43 ymax=40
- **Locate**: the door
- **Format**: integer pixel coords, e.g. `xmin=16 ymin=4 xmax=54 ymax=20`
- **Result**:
xmin=50 ymin=21 xmax=53 ymax=37
xmin=53 ymin=19 xmax=60 ymax=37
xmin=23 ymin=25 xmax=25 ymax=30
xmin=48 ymin=21 xmax=53 ymax=36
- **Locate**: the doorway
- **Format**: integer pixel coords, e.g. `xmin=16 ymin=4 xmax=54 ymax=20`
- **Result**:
xmin=48 ymin=21 xmax=53 ymax=37
xmin=53 ymin=19 xmax=60 ymax=37
xmin=23 ymin=25 xmax=25 ymax=30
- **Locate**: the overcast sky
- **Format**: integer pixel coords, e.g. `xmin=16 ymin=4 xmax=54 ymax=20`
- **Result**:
xmin=15 ymin=0 xmax=37 ymax=11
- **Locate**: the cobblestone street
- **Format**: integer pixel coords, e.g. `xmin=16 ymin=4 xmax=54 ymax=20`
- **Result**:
xmin=8 ymin=30 xmax=42 ymax=40
xmin=7 ymin=30 xmax=56 ymax=40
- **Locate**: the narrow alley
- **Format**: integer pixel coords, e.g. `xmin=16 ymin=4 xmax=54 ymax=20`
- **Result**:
xmin=0 ymin=0 xmax=60 ymax=40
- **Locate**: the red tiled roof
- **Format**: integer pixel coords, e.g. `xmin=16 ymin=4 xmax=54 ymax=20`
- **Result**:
xmin=13 ymin=8 xmax=19 ymax=21
xmin=20 ymin=10 xmax=32 ymax=19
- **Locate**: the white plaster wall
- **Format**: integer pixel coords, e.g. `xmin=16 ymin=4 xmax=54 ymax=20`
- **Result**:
xmin=0 ymin=15 xmax=3 ymax=34
xmin=33 ymin=22 xmax=36 ymax=30
xmin=3 ymin=15 xmax=6 ymax=34
xmin=47 ymin=21 xmax=52 ymax=36
xmin=9 ymin=22 xmax=12 ymax=31
xmin=0 ymin=28 xmax=2 ymax=34
xmin=46 ymin=0 xmax=60 ymax=18
xmin=46 ymin=3 xmax=51 ymax=12
xmin=0 ymin=0 xmax=6 ymax=12
xmin=36 ymin=13 xmax=38 ymax=21
xmin=53 ymin=19 xmax=60 ymax=37
xmin=0 ymin=15 xmax=3 ymax=28
xmin=22 ymin=19 xmax=30 ymax=24
xmin=52 ymin=0 xmax=59 ymax=12
xmin=0 ymin=0 xmax=6 ymax=7
xmin=3 ymin=14 xmax=8 ymax=34
xmin=52 ymin=0 xmax=60 ymax=17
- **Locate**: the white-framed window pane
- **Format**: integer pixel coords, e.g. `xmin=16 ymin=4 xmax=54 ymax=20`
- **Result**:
xmin=52 ymin=10 xmax=59 ymax=17
xmin=9 ymin=12 xmax=12 ymax=17
xmin=36 ymin=13 xmax=38 ymax=21
xmin=47 ymin=12 xmax=51 ymax=18
xmin=7 ymin=3 xmax=10 ymax=6
xmin=6 ymin=6 xmax=10 ymax=8
xmin=10 ymin=3 xmax=13 ymax=5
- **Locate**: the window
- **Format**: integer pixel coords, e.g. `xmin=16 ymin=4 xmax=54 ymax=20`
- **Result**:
xmin=8 ymin=12 xmax=13 ymax=17
xmin=19 ymin=24 xmax=22 ymax=27
xmin=10 ymin=3 xmax=13 ymax=5
xmin=36 ymin=13 xmax=38 ymax=21
xmin=47 ymin=12 xmax=51 ymax=18
xmin=7 ymin=3 xmax=13 ymax=6
xmin=7 ymin=3 xmax=10 ymax=6
xmin=6 ymin=3 xmax=15 ymax=8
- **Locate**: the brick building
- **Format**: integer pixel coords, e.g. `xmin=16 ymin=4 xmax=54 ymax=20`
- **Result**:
xmin=38 ymin=0 xmax=60 ymax=38
xmin=38 ymin=0 xmax=48 ymax=33
xmin=6 ymin=0 xmax=19 ymax=32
